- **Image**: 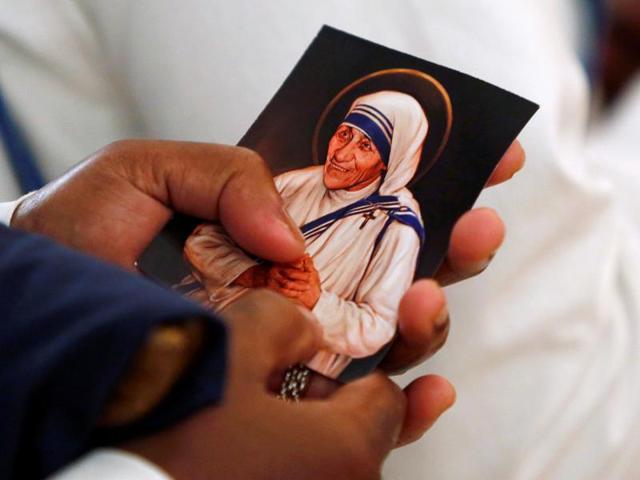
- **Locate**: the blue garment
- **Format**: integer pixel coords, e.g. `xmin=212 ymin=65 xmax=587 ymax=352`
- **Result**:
xmin=300 ymin=193 xmax=425 ymax=248
xmin=0 ymin=86 xmax=45 ymax=193
xmin=0 ymin=225 xmax=227 ymax=479
xmin=580 ymin=0 xmax=609 ymax=82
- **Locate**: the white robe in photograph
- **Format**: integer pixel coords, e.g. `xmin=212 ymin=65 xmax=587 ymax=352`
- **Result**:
xmin=184 ymin=166 xmax=422 ymax=378
xmin=184 ymin=90 xmax=428 ymax=378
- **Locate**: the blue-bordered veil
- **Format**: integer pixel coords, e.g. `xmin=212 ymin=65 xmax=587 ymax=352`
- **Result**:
xmin=300 ymin=90 xmax=428 ymax=248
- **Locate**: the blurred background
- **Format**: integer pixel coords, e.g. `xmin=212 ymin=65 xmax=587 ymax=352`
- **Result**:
xmin=1 ymin=1 xmax=640 ymax=479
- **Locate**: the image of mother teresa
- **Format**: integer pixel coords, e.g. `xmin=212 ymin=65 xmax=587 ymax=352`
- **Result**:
xmin=181 ymin=90 xmax=428 ymax=378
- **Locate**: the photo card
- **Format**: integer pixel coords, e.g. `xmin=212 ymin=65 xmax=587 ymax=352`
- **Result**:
xmin=138 ymin=26 xmax=539 ymax=383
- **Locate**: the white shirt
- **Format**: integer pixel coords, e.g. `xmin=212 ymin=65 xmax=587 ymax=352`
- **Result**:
xmin=2 ymin=1 xmax=640 ymax=478
xmin=0 ymin=197 xmax=22 ymax=226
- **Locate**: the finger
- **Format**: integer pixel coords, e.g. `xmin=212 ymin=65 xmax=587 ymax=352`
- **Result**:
xmin=380 ymin=280 xmax=448 ymax=374
xmin=396 ymin=375 xmax=456 ymax=447
xmin=284 ymin=258 xmax=307 ymax=270
xmin=301 ymin=255 xmax=313 ymax=271
xmin=271 ymin=266 xmax=310 ymax=286
xmin=222 ymin=289 xmax=322 ymax=379
xmin=303 ymin=256 xmax=318 ymax=274
xmin=435 ymin=207 xmax=504 ymax=286
xmin=265 ymin=278 xmax=279 ymax=291
xmin=280 ymin=281 xmax=310 ymax=293
xmin=305 ymin=372 xmax=341 ymax=398
xmin=279 ymin=269 xmax=310 ymax=281
xmin=485 ymin=140 xmax=525 ymax=187
xmin=266 ymin=282 xmax=307 ymax=295
xmin=268 ymin=268 xmax=288 ymax=286
xmin=107 ymin=140 xmax=305 ymax=264
xmin=330 ymin=373 xmax=406 ymax=459
xmin=266 ymin=281 xmax=307 ymax=297
xmin=267 ymin=369 xmax=340 ymax=398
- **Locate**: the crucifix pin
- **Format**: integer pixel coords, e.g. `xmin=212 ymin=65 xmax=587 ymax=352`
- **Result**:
xmin=360 ymin=210 xmax=377 ymax=229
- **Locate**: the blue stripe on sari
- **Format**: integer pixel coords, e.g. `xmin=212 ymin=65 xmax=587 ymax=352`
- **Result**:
xmin=300 ymin=194 xmax=399 ymax=237
xmin=300 ymin=194 xmax=425 ymax=247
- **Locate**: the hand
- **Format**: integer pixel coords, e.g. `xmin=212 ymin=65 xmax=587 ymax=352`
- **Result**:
xmin=266 ymin=254 xmax=321 ymax=309
xmin=384 ymin=140 xmax=524 ymax=363
xmin=233 ymin=264 xmax=270 ymax=288
xmin=433 ymin=140 xmax=524 ymax=287
xmin=12 ymin=140 xmax=305 ymax=267
xmin=305 ymin=141 xmax=525 ymax=445
xmin=122 ymin=290 xmax=409 ymax=480
xmin=11 ymin=138 xmax=524 ymax=448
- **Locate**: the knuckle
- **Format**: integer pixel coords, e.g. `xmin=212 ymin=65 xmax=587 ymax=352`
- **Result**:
xmin=99 ymin=139 xmax=139 ymax=158
xmin=91 ymin=139 xmax=145 ymax=173
xmin=108 ymin=138 xmax=136 ymax=150
xmin=237 ymin=288 xmax=311 ymax=333
xmin=233 ymin=147 xmax=268 ymax=171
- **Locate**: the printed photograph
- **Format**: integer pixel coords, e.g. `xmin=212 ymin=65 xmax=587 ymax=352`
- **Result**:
xmin=138 ymin=27 xmax=538 ymax=382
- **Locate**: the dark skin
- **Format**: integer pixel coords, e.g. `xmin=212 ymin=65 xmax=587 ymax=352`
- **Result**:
xmin=124 ymin=289 xmax=412 ymax=480
xmin=232 ymin=141 xmax=524 ymax=419
xmin=601 ymin=0 xmax=640 ymax=104
xmin=11 ymin=138 xmax=524 ymax=460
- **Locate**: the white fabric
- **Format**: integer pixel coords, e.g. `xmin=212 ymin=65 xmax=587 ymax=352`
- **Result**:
xmin=2 ymin=0 xmax=640 ymax=478
xmin=0 ymin=199 xmax=21 ymax=226
xmin=0 ymin=0 xmax=143 ymax=202
xmin=0 ymin=191 xmax=35 ymax=226
xmin=49 ymin=448 xmax=171 ymax=480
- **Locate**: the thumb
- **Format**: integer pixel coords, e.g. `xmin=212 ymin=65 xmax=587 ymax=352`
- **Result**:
xmin=329 ymin=373 xmax=406 ymax=459
xmin=111 ymin=140 xmax=305 ymax=262
xmin=222 ymin=289 xmax=322 ymax=381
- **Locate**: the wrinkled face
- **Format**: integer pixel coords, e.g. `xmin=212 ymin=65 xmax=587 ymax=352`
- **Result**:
xmin=323 ymin=124 xmax=387 ymax=191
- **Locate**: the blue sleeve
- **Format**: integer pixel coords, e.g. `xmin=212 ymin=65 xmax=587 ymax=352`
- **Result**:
xmin=0 ymin=225 xmax=227 ymax=480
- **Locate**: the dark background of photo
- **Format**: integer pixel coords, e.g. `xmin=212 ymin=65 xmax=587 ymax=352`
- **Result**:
xmin=138 ymin=26 xmax=538 ymax=382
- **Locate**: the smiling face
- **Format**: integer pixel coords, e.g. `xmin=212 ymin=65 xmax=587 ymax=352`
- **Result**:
xmin=323 ymin=124 xmax=387 ymax=191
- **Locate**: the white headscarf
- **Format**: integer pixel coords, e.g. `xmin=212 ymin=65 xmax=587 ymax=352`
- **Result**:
xmin=343 ymin=90 xmax=429 ymax=196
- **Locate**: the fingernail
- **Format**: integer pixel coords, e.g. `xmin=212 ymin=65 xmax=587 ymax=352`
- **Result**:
xmin=469 ymin=252 xmax=495 ymax=274
xmin=434 ymin=306 xmax=449 ymax=330
xmin=443 ymin=380 xmax=457 ymax=409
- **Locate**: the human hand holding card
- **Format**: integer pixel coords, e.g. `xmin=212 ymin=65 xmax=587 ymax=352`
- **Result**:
xmin=10 ymin=137 xmax=524 ymax=454
xmin=265 ymin=255 xmax=321 ymax=309
xmin=138 ymin=26 xmax=538 ymax=388
xmin=12 ymin=26 xmax=534 ymax=423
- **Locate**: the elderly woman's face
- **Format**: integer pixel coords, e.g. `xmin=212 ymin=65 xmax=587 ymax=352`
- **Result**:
xmin=323 ymin=124 xmax=386 ymax=191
